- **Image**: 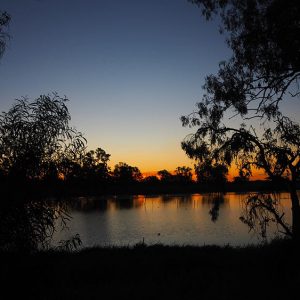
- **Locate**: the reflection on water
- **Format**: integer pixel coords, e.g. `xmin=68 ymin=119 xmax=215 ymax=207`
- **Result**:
xmin=53 ymin=193 xmax=292 ymax=247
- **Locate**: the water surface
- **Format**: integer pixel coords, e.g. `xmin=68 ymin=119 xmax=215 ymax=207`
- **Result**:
xmin=53 ymin=192 xmax=292 ymax=247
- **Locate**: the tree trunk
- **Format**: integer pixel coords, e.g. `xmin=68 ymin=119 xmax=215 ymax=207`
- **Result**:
xmin=289 ymin=181 xmax=300 ymax=241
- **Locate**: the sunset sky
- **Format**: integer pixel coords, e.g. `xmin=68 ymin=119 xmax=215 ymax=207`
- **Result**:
xmin=2 ymin=0 xmax=296 ymax=179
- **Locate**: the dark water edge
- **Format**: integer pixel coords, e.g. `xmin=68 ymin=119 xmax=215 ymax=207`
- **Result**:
xmin=1 ymin=180 xmax=296 ymax=199
xmin=60 ymin=180 xmax=298 ymax=197
xmin=1 ymin=239 xmax=299 ymax=300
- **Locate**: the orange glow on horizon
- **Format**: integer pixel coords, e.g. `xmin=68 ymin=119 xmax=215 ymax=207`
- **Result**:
xmin=105 ymin=147 xmax=268 ymax=182
xmin=141 ymin=167 xmax=267 ymax=181
xmin=228 ymin=166 xmax=267 ymax=181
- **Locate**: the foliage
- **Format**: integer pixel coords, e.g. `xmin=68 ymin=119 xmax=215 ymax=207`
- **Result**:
xmin=143 ymin=175 xmax=159 ymax=184
xmin=0 ymin=94 xmax=86 ymax=251
xmin=174 ymin=166 xmax=193 ymax=183
xmin=0 ymin=94 xmax=86 ymax=182
xmin=183 ymin=0 xmax=300 ymax=239
xmin=80 ymin=148 xmax=111 ymax=183
xmin=183 ymin=116 xmax=300 ymax=183
xmin=195 ymin=162 xmax=228 ymax=184
xmin=188 ymin=0 xmax=300 ymax=119
xmin=112 ymin=162 xmax=142 ymax=183
xmin=240 ymin=193 xmax=292 ymax=239
xmin=233 ymin=169 xmax=250 ymax=183
xmin=157 ymin=169 xmax=173 ymax=182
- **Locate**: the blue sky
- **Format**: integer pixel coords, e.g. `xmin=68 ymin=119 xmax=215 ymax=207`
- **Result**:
xmin=0 ymin=0 xmax=232 ymax=173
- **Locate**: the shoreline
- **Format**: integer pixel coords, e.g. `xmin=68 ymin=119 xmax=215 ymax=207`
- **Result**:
xmin=1 ymin=179 xmax=295 ymax=199
xmin=2 ymin=240 xmax=299 ymax=299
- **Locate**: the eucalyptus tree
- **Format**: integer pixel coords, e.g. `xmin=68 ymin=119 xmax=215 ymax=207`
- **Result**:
xmin=182 ymin=114 xmax=300 ymax=238
xmin=188 ymin=0 xmax=300 ymax=119
xmin=182 ymin=0 xmax=300 ymax=239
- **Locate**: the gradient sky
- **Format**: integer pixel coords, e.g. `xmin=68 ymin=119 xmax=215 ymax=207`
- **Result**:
xmin=0 ymin=0 xmax=238 ymax=174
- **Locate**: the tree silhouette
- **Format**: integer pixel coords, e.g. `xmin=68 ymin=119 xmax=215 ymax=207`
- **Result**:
xmin=188 ymin=0 xmax=300 ymax=119
xmin=183 ymin=0 xmax=300 ymax=240
xmin=157 ymin=169 xmax=173 ymax=183
xmin=183 ymin=106 xmax=300 ymax=239
xmin=113 ymin=162 xmax=142 ymax=184
xmin=0 ymin=94 xmax=86 ymax=182
xmin=233 ymin=169 xmax=250 ymax=183
xmin=143 ymin=175 xmax=160 ymax=184
xmin=174 ymin=166 xmax=193 ymax=183
xmin=0 ymin=94 xmax=86 ymax=251
xmin=81 ymin=148 xmax=111 ymax=183
xmin=0 ymin=10 xmax=10 ymax=59
xmin=240 ymin=192 xmax=292 ymax=239
xmin=195 ymin=162 xmax=228 ymax=184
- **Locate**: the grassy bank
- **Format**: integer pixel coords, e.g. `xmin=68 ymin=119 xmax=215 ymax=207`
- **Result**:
xmin=1 ymin=240 xmax=300 ymax=299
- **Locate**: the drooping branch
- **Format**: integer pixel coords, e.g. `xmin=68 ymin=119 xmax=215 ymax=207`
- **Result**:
xmin=240 ymin=193 xmax=293 ymax=238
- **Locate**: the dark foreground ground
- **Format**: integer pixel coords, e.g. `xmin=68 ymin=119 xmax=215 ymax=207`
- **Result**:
xmin=1 ymin=240 xmax=300 ymax=300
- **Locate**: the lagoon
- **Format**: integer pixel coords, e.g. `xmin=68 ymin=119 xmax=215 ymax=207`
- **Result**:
xmin=53 ymin=192 xmax=293 ymax=247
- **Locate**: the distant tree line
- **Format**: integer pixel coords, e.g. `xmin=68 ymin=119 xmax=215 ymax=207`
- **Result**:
xmin=0 ymin=88 xmax=262 ymax=196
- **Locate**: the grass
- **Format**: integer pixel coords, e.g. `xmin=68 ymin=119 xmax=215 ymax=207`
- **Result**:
xmin=1 ymin=240 xmax=300 ymax=299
